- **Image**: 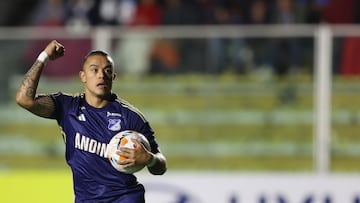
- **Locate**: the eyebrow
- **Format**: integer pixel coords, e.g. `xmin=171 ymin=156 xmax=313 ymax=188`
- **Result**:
xmin=88 ymin=64 xmax=113 ymax=70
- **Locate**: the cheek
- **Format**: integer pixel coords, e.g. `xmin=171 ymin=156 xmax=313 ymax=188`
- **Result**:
xmin=105 ymin=74 xmax=115 ymax=81
xmin=82 ymin=73 xmax=97 ymax=83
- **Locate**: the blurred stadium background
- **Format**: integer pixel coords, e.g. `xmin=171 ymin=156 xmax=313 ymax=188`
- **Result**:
xmin=1 ymin=0 xmax=360 ymax=202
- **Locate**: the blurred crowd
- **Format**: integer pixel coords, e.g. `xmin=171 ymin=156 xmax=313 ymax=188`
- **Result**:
xmin=3 ymin=0 xmax=359 ymax=27
xmin=2 ymin=0 xmax=360 ymax=77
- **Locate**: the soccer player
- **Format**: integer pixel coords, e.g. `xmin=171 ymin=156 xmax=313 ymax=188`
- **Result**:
xmin=15 ymin=40 xmax=167 ymax=203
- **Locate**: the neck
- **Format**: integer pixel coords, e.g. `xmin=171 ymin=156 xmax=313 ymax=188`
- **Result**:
xmin=84 ymin=93 xmax=112 ymax=108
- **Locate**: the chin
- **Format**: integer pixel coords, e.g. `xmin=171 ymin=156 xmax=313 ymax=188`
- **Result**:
xmin=98 ymin=92 xmax=112 ymax=99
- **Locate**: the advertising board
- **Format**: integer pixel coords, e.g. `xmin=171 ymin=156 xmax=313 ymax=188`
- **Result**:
xmin=137 ymin=172 xmax=360 ymax=203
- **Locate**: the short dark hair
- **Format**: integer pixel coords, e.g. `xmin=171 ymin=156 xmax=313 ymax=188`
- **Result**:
xmin=83 ymin=50 xmax=110 ymax=62
xmin=82 ymin=50 xmax=115 ymax=69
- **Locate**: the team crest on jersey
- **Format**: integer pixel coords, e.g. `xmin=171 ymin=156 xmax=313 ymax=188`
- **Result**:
xmin=108 ymin=119 xmax=121 ymax=131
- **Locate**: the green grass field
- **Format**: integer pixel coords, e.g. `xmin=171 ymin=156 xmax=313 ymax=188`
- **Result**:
xmin=0 ymin=170 xmax=73 ymax=203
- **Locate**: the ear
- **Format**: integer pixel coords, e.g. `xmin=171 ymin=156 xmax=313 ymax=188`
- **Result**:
xmin=79 ymin=70 xmax=86 ymax=83
xmin=112 ymin=73 xmax=117 ymax=81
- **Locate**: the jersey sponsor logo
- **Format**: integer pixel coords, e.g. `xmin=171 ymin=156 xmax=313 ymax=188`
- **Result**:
xmin=108 ymin=119 xmax=121 ymax=131
xmin=74 ymin=132 xmax=108 ymax=158
xmin=107 ymin=112 xmax=122 ymax=117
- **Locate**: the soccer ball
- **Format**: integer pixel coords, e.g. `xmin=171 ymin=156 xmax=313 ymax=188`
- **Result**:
xmin=107 ymin=130 xmax=151 ymax=174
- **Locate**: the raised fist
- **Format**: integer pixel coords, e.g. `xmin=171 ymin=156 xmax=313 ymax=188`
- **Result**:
xmin=44 ymin=40 xmax=65 ymax=60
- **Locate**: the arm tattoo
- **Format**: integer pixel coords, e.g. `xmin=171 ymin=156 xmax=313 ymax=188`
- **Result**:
xmin=21 ymin=60 xmax=43 ymax=99
xmin=32 ymin=95 xmax=56 ymax=118
xmin=18 ymin=60 xmax=55 ymax=118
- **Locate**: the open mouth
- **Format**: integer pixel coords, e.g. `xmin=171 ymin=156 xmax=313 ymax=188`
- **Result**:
xmin=97 ymin=83 xmax=108 ymax=89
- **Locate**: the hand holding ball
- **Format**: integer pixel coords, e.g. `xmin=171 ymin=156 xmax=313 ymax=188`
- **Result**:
xmin=107 ymin=130 xmax=151 ymax=174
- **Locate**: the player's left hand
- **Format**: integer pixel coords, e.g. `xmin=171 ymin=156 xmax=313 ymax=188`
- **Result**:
xmin=117 ymin=139 xmax=153 ymax=168
xmin=44 ymin=40 xmax=65 ymax=60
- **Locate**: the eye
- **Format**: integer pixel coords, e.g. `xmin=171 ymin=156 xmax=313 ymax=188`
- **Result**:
xmin=104 ymin=68 xmax=113 ymax=74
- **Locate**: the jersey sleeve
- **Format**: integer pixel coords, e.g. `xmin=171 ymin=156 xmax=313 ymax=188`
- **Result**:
xmin=121 ymin=101 xmax=160 ymax=154
xmin=48 ymin=92 xmax=72 ymax=121
xmin=137 ymin=119 xmax=160 ymax=154
xmin=132 ymin=113 xmax=160 ymax=154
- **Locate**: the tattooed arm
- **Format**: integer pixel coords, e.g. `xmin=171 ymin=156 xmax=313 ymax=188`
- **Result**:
xmin=15 ymin=40 xmax=65 ymax=118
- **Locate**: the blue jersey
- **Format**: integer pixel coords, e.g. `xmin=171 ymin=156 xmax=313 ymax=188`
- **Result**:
xmin=49 ymin=92 xmax=159 ymax=203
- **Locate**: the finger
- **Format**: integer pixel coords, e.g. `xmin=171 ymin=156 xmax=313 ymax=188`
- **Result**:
xmin=118 ymin=158 xmax=135 ymax=166
xmin=51 ymin=40 xmax=63 ymax=52
xmin=116 ymin=149 xmax=127 ymax=157
xmin=131 ymin=139 xmax=141 ymax=149
xmin=117 ymin=148 xmax=135 ymax=160
xmin=115 ymin=150 xmax=131 ymax=164
xmin=131 ymin=139 xmax=148 ymax=152
xmin=55 ymin=45 xmax=65 ymax=55
xmin=118 ymin=147 xmax=132 ymax=153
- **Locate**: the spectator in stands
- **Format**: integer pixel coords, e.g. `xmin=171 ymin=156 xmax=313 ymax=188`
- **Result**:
xmin=98 ymin=0 xmax=137 ymax=25
xmin=0 ymin=0 xmax=41 ymax=102
xmin=302 ymin=0 xmax=323 ymax=24
xmin=206 ymin=4 xmax=246 ymax=74
xmin=244 ymin=0 xmax=273 ymax=73
xmin=0 ymin=0 xmax=40 ymax=26
xmin=113 ymin=0 xmax=163 ymax=75
xmin=270 ymin=0 xmax=302 ymax=76
xmin=149 ymin=39 xmax=180 ymax=74
xmin=321 ymin=0 xmax=360 ymax=75
xmin=129 ymin=0 xmax=162 ymax=26
xmin=30 ymin=0 xmax=65 ymax=26
xmin=64 ymin=0 xmax=101 ymax=27
xmin=161 ymin=0 xmax=187 ymax=25
xmin=161 ymin=0 xmax=216 ymax=73
xmin=294 ymin=0 xmax=324 ymax=75
xmin=24 ymin=0 xmax=92 ymax=78
xmin=321 ymin=0 xmax=354 ymax=24
xmin=150 ymin=0 xmax=192 ymax=74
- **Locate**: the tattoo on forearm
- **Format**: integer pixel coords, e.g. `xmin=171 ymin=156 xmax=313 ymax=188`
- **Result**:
xmin=20 ymin=60 xmax=43 ymax=99
xmin=18 ymin=60 xmax=55 ymax=117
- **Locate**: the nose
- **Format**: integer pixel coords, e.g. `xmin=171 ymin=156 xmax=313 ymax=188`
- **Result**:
xmin=97 ymin=70 xmax=105 ymax=78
